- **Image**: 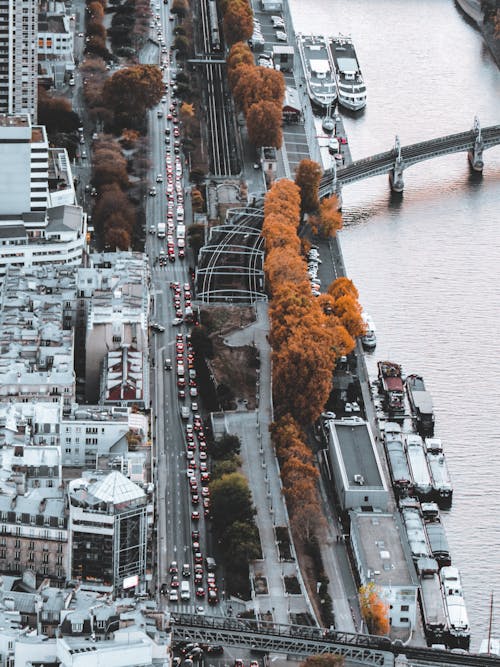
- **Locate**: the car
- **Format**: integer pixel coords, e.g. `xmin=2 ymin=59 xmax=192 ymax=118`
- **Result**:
xmin=164 ymin=358 xmax=172 ymax=370
xmin=81 ymin=150 xmax=87 ymax=159
xmin=195 ymin=605 xmax=205 ymax=615
xmin=151 ymin=322 xmax=165 ymax=332
xmin=234 ymin=660 xmax=244 ymax=667
xmin=170 ymin=575 xmax=179 ymax=587
xmin=149 ymin=187 xmax=157 ymax=196
xmin=182 ymin=563 xmax=191 ymax=577
xmin=192 ymin=540 xmax=200 ymax=552
xmin=191 ymin=510 xmax=200 ymax=521
xmin=250 ymin=662 xmax=259 ymax=667
xmin=208 ymin=589 xmax=218 ymax=604
xmin=196 ymin=587 xmax=205 ymax=598
xmin=201 ymin=486 xmax=209 ymax=497
xmin=194 ymin=551 xmax=203 ymax=564
xmin=205 ymin=645 xmax=224 ymax=655
xmin=188 ymin=459 xmax=196 ymax=470
xmin=169 ymin=589 xmax=179 ymax=602
xmin=199 ymin=451 xmax=208 ymax=462
xmin=169 ymin=561 xmax=178 ymax=574
xmin=189 ymin=387 xmax=198 ymax=397
xmin=178 ymin=388 xmax=185 ymax=399
xmin=201 ymin=472 xmax=210 ymax=483
xmin=194 ymin=572 xmax=203 ymax=585
xmin=172 ymin=317 xmax=183 ymax=326
xmin=191 ymin=494 xmax=199 ymax=505
xmin=271 ymin=15 xmax=285 ymax=26
xmin=189 ymin=476 xmax=197 ymax=488
xmin=177 ymin=378 xmax=186 ymax=388
xmin=191 ymin=401 xmax=198 ymax=411
xmin=275 ymin=30 xmax=287 ymax=41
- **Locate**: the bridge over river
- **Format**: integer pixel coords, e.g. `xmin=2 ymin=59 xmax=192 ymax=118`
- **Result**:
xmin=172 ymin=613 xmax=500 ymax=667
xmin=320 ymin=118 xmax=500 ymax=197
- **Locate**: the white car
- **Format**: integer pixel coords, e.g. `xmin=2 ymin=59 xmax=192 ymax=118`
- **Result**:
xmin=271 ymin=15 xmax=285 ymax=28
xmin=156 ymin=174 xmax=164 ymax=182
xmin=275 ymin=31 xmax=287 ymax=42
xmin=169 ymin=589 xmax=178 ymax=602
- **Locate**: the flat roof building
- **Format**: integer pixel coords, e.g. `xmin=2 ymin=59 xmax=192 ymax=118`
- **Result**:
xmin=324 ymin=416 xmax=389 ymax=512
xmin=349 ymin=509 xmax=419 ymax=630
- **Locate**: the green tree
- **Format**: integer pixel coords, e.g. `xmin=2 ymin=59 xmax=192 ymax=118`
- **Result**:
xmin=222 ymin=520 xmax=261 ymax=561
xmin=210 ymin=433 xmax=241 ymax=459
xmin=210 ymin=472 xmax=256 ymax=534
xmin=212 ymin=456 xmax=241 ymax=479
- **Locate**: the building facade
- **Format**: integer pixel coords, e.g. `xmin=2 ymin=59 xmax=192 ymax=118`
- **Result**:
xmin=68 ymin=472 xmax=148 ymax=594
xmin=0 ymin=0 xmax=38 ymax=121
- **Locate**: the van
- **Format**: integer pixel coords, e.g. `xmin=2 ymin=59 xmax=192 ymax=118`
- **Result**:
xmin=181 ymin=581 xmax=190 ymax=600
xmin=205 ymin=556 xmax=216 ymax=571
xmin=177 ymin=364 xmax=185 ymax=376
xmin=181 ymin=406 xmax=190 ymax=419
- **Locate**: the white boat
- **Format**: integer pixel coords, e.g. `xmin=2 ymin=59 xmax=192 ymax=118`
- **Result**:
xmin=361 ymin=313 xmax=376 ymax=350
xmin=296 ymin=34 xmax=338 ymax=109
xmin=329 ymin=35 xmax=367 ymax=111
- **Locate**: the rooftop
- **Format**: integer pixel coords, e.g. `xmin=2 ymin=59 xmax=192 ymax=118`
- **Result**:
xmin=69 ymin=471 xmax=145 ymax=510
xmin=328 ymin=417 xmax=385 ymax=488
xmin=0 ymin=115 xmax=29 ymax=128
xmin=350 ymin=510 xmax=417 ymax=587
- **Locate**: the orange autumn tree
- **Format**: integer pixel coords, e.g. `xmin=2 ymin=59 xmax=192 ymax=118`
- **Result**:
xmin=359 ymin=583 xmax=390 ymax=636
xmin=295 ymin=158 xmax=322 ymax=213
xmin=315 ymin=195 xmax=343 ymax=237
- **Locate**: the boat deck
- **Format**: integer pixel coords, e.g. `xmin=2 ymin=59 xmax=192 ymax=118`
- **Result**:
xmin=297 ymin=34 xmax=337 ymax=107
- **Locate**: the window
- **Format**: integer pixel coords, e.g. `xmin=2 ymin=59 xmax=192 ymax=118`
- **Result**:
xmin=364 ymin=496 xmax=368 ymax=502
xmin=400 ymin=617 xmax=409 ymax=623
xmin=42 ymin=553 xmax=49 ymax=563
xmin=401 ymin=605 xmax=409 ymax=612
xmin=0 ymin=549 xmax=5 ymax=559
xmin=14 ymin=551 xmax=20 ymax=561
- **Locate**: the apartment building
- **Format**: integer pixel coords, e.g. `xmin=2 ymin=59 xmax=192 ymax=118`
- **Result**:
xmin=0 ymin=0 xmax=38 ymax=121
xmin=78 ymin=253 xmax=150 ymax=402
xmin=0 ymin=115 xmax=86 ymax=278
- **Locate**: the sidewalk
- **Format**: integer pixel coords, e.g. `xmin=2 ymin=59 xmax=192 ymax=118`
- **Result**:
xmin=220 ymin=303 xmax=315 ymax=625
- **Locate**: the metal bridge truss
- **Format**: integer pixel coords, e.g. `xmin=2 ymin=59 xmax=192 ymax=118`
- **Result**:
xmin=196 ymin=208 xmax=267 ymax=304
xmin=172 ymin=614 xmax=389 ymax=665
xmin=319 ymin=120 xmax=500 ymax=198
xmin=172 ymin=613 xmax=500 ymax=667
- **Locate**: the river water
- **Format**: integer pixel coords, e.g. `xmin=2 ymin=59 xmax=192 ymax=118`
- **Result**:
xmin=288 ymin=0 xmax=500 ymax=648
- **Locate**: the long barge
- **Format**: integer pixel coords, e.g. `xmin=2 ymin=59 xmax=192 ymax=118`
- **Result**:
xmin=296 ymin=33 xmax=338 ymax=109
xmin=405 ymin=433 xmax=433 ymax=499
xmin=384 ymin=422 xmax=413 ymax=496
xmin=378 ymin=360 xmax=405 ymax=419
xmin=328 ymin=35 xmax=367 ymax=111
xmin=405 ymin=373 xmax=435 ymax=437
xmin=425 ymin=438 xmax=453 ymax=508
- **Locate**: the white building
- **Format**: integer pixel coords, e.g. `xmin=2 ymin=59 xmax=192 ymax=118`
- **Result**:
xmin=38 ymin=5 xmax=75 ymax=89
xmin=349 ymin=509 xmax=419 ymax=631
xmin=0 ymin=115 xmax=86 ymax=278
xmin=0 ymin=0 xmax=38 ymax=121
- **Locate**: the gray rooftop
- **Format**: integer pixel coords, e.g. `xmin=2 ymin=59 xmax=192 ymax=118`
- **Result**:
xmin=350 ymin=510 xmax=418 ymax=587
xmin=329 ymin=417 xmax=384 ymax=488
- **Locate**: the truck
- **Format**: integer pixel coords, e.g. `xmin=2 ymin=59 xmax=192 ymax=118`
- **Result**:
xmin=176 ymin=224 xmax=186 ymax=239
xmin=157 ymin=221 xmax=166 ymax=238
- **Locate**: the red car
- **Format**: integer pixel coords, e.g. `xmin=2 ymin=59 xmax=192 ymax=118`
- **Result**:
xmin=191 ymin=510 xmax=200 ymax=521
xmin=196 ymin=586 xmax=205 ymax=598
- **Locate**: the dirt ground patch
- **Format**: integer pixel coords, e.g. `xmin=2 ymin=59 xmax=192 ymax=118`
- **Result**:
xmin=201 ymin=306 xmax=258 ymax=410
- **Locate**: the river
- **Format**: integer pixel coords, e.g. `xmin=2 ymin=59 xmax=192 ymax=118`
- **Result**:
xmin=288 ymin=0 xmax=500 ymax=649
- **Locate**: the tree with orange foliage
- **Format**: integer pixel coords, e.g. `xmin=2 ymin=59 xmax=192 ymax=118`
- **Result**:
xmin=232 ymin=66 xmax=285 ymax=115
xmin=327 ymin=276 xmax=359 ymax=301
xmin=331 ymin=294 xmax=365 ymax=339
xmin=264 ymin=247 xmax=306 ymax=288
xmin=359 ymin=583 xmax=390 ymax=636
xmin=295 ymin=159 xmax=322 ymax=213
xmin=270 ymin=414 xmax=305 ymax=458
xmin=222 ymin=0 xmax=253 ymax=46
xmin=262 ymin=214 xmax=301 ymax=253
xmin=264 ymin=179 xmax=301 ymax=220
xmin=315 ymin=195 xmax=343 ymax=237
xmin=227 ymin=41 xmax=254 ymax=72
xmin=246 ymin=100 xmax=282 ymax=148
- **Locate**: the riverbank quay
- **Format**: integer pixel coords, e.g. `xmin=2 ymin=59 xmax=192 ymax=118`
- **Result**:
xmin=246 ymin=0 xmax=430 ymax=646
xmin=455 ymin=0 xmax=500 ymax=67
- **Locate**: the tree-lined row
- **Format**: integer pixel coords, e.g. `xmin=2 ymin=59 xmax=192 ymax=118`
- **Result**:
xmin=85 ymin=0 xmax=112 ymax=61
xmin=295 ymin=159 xmax=343 ymax=237
xmin=226 ymin=41 xmax=285 ymax=148
xmin=208 ymin=434 xmax=261 ymax=596
xmin=91 ymin=138 xmax=138 ymax=249
xmin=263 ymin=179 xmax=363 ymax=425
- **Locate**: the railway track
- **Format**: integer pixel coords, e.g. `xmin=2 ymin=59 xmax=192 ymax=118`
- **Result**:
xmin=199 ymin=0 xmax=235 ymax=176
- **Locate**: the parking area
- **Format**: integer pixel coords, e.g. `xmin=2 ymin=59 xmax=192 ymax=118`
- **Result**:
xmin=250 ymin=9 xmax=313 ymax=178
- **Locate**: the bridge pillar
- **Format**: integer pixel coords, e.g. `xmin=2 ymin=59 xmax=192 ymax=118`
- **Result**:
xmin=468 ymin=115 xmax=484 ymax=172
xmin=389 ymin=135 xmax=404 ymax=192
xmin=468 ymin=136 xmax=484 ymax=172
xmin=389 ymin=159 xmax=404 ymax=193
